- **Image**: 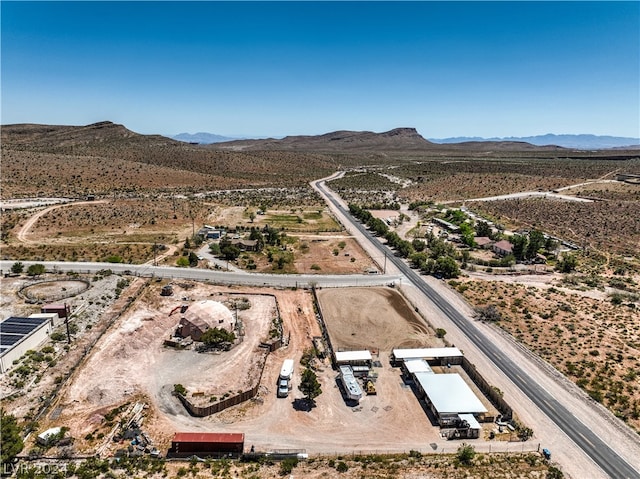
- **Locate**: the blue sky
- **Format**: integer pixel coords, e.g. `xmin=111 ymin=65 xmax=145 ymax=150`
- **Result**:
xmin=2 ymin=1 xmax=639 ymax=138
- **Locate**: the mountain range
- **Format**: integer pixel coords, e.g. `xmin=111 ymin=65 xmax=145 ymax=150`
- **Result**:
xmin=171 ymin=132 xmax=237 ymax=144
xmin=172 ymin=130 xmax=639 ymax=150
xmin=429 ymin=134 xmax=640 ymax=150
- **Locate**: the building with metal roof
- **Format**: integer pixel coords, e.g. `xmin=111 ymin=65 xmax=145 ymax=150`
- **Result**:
xmin=169 ymin=432 xmax=244 ymax=458
xmin=0 ymin=316 xmax=52 ymax=373
xmin=403 ymin=358 xmax=434 ymax=375
xmin=391 ymin=347 xmax=463 ymax=365
xmin=413 ymin=372 xmax=487 ymax=426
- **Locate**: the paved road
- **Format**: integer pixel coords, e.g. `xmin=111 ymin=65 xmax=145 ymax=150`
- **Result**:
xmin=0 ymin=261 xmax=400 ymax=290
xmin=313 ymin=177 xmax=640 ymax=479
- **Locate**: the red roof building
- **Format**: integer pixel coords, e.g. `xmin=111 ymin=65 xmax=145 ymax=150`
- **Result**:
xmin=169 ymin=432 xmax=244 ymax=457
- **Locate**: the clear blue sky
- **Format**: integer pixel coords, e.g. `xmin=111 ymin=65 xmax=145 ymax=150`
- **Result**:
xmin=2 ymin=1 xmax=639 ymax=138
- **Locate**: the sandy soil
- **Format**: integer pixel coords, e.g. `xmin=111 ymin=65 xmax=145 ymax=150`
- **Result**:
xmin=317 ymin=287 xmax=434 ymax=350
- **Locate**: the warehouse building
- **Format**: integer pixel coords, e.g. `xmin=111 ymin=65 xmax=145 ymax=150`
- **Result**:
xmin=0 ymin=316 xmax=52 ymax=373
xmin=169 ymin=432 xmax=244 ymax=458
xmin=413 ymin=372 xmax=487 ymax=427
xmin=391 ymin=347 xmax=463 ymax=366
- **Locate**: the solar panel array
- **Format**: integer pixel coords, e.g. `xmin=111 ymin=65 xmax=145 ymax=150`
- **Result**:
xmin=0 ymin=317 xmax=49 ymax=349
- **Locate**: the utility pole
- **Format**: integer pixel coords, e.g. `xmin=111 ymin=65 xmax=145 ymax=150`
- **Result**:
xmin=383 ymin=251 xmax=387 ymax=275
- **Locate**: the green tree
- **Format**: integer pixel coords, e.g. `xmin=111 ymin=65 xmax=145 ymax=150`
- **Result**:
xmin=412 ymin=239 xmax=426 ymax=252
xmin=27 ymin=264 xmax=46 ymax=277
xmin=10 ymin=262 xmax=24 ymax=274
xmin=1 ymin=410 xmax=24 ymax=467
xmin=526 ymin=229 xmax=546 ymax=259
xmin=557 ymin=253 xmax=578 ymax=273
xmin=434 ymin=256 xmax=460 ymax=278
xmin=475 ymin=221 xmax=492 ymax=238
xmin=511 ymin=235 xmax=528 ymax=261
xmin=456 ymin=443 xmax=475 ymax=465
xmin=436 ymin=328 xmax=447 ymax=339
xmin=200 ymin=328 xmax=236 ymax=348
xmin=176 ymin=256 xmax=190 ymax=267
xmin=188 ymin=251 xmax=199 ymax=266
xmin=221 ymin=244 xmax=241 ymax=261
xmin=299 ymin=368 xmax=322 ymax=405
xmin=209 ymin=242 xmax=221 ymax=255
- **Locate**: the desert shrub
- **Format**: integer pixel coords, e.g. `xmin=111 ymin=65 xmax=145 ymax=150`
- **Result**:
xmin=279 ymin=457 xmax=298 ymax=475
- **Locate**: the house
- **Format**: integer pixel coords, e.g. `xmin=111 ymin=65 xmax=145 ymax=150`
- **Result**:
xmin=474 ymin=236 xmax=493 ymax=249
xmin=230 ymin=239 xmax=259 ymax=252
xmin=492 ymin=240 xmax=514 ymax=256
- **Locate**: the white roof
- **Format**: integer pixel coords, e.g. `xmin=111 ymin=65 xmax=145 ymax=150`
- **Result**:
xmin=339 ymin=365 xmax=363 ymax=400
xmin=404 ymin=359 xmax=433 ymax=374
xmin=393 ymin=348 xmax=463 ymax=360
xmin=280 ymin=359 xmax=294 ymax=378
xmin=38 ymin=427 xmax=62 ymax=440
xmin=414 ymin=373 xmax=487 ymax=415
xmin=458 ymin=413 xmax=481 ymax=430
xmin=335 ymin=350 xmax=372 ymax=362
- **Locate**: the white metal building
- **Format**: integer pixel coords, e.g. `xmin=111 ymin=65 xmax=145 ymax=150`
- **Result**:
xmin=0 ymin=317 xmax=52 ymax=373
xmin=29 ymin=312 xmax=61 ymax=327
xmin=403 ymin=358 xmax=434 ymax=375
xmin=391 ymin=347 xmax=463 ymax=365
xmin=413 ymin=372 xmax=487 ymax=426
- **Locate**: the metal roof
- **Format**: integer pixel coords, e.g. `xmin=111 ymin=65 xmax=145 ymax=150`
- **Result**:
xmin=458 ymin=413 xmax=481 ymax=430
xmin=0 ymin=317 xmax=49 ymax=350
xmin=172 ymin=432 xmax=244 ymax=443
xmin=404 ymin=359 xmax=433 ymax=374
xmin=335 ymin=350 xmax=372 ymax=362
xmin=414 ymin=373 xmax=487 ymax=415
xmin=392 ymin=348 xmax=463 ymax=360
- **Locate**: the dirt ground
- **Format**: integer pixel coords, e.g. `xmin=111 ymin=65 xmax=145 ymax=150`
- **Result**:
xmin=29 ymin=282 xmax=521 ymax=460
xmin=317 ymin=287 xmax=436 ymax=350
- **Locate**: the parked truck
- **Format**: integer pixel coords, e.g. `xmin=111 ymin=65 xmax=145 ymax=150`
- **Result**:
xmin=277 ymin=359 xmax=294 ymax=398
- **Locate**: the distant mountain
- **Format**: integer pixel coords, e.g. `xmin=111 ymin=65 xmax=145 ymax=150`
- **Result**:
xmin=430 ymin=134 xmax=640 ymax=149
xmin=171 ymin=132 xmax=237 ymax=144
xmin=212 ymin=128 xmax=437 ymax=152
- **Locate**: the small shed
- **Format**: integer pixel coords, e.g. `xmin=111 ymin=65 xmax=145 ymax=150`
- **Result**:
xmin=41 ymin=304 xmax=69 ymax=319
xmin=37 ymin=427 xmax=62 ymax=446
xmin=169 ymin=432 xmax=244 ymax=458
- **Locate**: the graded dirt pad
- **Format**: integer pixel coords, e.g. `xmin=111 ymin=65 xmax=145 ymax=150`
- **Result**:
xmin=316 ymin=287 xmax=434 ymax=351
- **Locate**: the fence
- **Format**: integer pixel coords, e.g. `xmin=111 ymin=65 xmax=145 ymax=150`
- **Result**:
xmin=461 ymin=356 xmax=513 ymax=420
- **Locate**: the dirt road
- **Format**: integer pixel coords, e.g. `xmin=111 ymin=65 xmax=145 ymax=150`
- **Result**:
xmin=16 ymin=200 xmax=109 ymax=243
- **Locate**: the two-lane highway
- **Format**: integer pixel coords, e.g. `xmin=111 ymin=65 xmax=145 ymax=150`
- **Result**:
xmin=313 ymin=177 xmax=640 ymax=479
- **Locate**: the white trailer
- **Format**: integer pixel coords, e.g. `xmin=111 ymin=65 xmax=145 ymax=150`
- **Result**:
xmin=279 ymin=359 xmax=294 ymax=380
xmin=277 ymin=359 xmax=295 ymax=398
xmin=339 ymin=365 xmax=363 ymax=402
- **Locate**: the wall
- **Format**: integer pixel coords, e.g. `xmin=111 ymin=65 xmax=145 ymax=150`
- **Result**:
xmin=0 ymin=323 xmax=51 ymax=373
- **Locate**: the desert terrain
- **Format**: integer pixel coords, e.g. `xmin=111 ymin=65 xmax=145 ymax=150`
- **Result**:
xmin=2 ymin=122 xmax=640 ymax=478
